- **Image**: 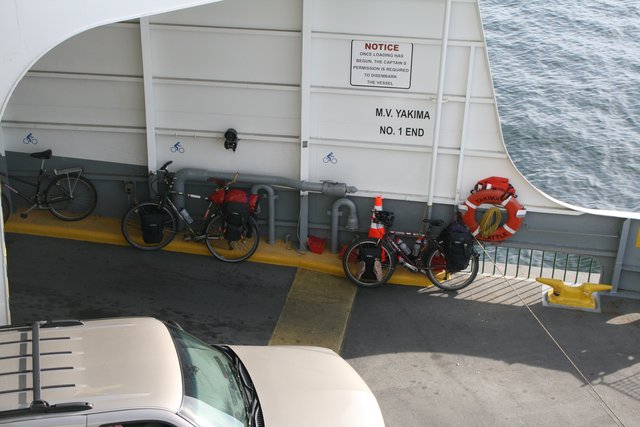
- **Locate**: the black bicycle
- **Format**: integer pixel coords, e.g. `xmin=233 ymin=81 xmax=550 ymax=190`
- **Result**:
xmin=0 ymin=149 xmax=97 ymax=223
xmin=342 ymin=210 xmax=479 ymax=290
xmin=121 ymin=161 xmax=260 ymax=262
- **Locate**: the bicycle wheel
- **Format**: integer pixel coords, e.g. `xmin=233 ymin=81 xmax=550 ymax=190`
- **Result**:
xmin=205 ymin=215 xmax=259 ymax=262
xmin=121 ymin=202 xmax=178 ymax=250
xmin=45 ymin=175 xmax=97 ymax=221
xmin=424 ymin=245 xmax=479 ymax=291
xmin=342 ymin=238 xmax=396 ymax=288
xmin=1 ymin=192 xmax=9 ymax=223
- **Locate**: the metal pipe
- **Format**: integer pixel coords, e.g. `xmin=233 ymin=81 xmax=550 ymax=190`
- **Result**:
xmin=299 ymin=191 xmax=309 ymax=251
xmin=426 ymin=0 xmax=452 ymax=219
xmin=250 ymin=184 xmax=276 ymax=245
xmin=330 ymin=198 xmax=359 ymax=253
xmin=173 ymin=168 xmax=358 ymax=251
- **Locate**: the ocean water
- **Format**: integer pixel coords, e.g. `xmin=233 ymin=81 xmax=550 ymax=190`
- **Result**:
xmin=479 ymin=0 xmax=640 ymax=212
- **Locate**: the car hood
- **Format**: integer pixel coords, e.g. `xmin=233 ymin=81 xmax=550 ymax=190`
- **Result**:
xmin=229 ymin=345 xmax=384 ymax=427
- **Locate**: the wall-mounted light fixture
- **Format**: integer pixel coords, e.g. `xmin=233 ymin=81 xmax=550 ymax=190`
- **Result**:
xmin=224 ymin=128 xmax=238 ymax=152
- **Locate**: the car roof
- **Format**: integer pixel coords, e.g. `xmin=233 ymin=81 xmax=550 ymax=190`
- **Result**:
xmin=0 ymin=317 xmax=183 ymax=417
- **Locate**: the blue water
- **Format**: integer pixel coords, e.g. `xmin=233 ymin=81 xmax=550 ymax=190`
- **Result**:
xmin=479 ymin=0 xmax=640 ymax=212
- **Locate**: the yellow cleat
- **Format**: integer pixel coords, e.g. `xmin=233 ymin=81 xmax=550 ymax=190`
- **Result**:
xmin=535 ymin=277 xmax=612 ymax=311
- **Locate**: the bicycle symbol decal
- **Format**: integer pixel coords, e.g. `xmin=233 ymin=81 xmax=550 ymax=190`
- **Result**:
xmin=170 ymin=141 xmax=185 ymax=153
xmin=322 ymin=152 xmax=337 ymax=164
xmin=23 ymin=133 xmax=38 ymax=145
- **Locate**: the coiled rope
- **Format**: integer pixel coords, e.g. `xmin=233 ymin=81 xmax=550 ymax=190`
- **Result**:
xmin=478 ymin=207 xmax=501 ymax=237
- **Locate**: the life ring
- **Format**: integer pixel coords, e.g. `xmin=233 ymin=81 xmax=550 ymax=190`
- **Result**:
xmin=459 ymin=189 xmax=526 ymax=242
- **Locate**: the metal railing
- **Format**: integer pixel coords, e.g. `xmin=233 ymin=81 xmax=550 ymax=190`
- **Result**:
xmin=477 ymin=245 xmax=601 ymax=284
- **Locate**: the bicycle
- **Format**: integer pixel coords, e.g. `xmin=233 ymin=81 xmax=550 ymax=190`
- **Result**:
xmin=0 ymin=149 xmax=97 ymax=223
xmin=342 ymin=210 xmax=480 ymax=291
xmin=121 ymin=161 xmax=260 ymax=262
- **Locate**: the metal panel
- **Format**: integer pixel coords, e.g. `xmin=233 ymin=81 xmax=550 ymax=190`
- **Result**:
xmin=154 ymin=83 xmax=300 ymax=136
xmin=149 ymin=26 xmax=301 ymax=85
xmin=155 ymin=134 xmax=300 ymax=179
xmin=312 ymin=0 xmax=445 ymax=39
xmin=4 ymin=75 xmax=145 ymax=129
xmin=150 ymin=0 xmax=302 ymax=31
xmin=32 ymin=24 xmax=143 ymax=76
xmin=449 ymin=1 xmax=483 ymax=41
xmin=1 ymin=126 xmax=147 ymax=165
xmin=308 ymin=142 xmax=430 ymax=199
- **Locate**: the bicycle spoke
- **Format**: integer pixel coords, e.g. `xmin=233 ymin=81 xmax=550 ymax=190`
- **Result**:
xmin=425 ymin=247 xmax=479 ymax=291
xmin=46 ymin=175 xmax=97 ymax=221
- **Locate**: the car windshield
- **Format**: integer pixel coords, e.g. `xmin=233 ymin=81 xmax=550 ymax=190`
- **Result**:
xmin=167 ymin=325 xmax=248 ymax=427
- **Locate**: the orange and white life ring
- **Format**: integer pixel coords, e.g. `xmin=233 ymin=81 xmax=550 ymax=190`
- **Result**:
xmin=459 ymin=189 xmax=527 ymax=242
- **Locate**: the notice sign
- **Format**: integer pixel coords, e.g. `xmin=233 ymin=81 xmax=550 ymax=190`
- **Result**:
xmin=350 ymin=40 xmax=413 ymax=89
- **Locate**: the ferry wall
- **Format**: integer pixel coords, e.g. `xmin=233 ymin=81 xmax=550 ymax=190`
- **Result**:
xmin=1 ymin=0 xmax=639 ymax=297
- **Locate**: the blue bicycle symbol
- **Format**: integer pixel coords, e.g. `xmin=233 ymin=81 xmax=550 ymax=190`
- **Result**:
xmin=170 ymin=141 xmax=185 ymax=153
xmin=323 ymin=152 xmax=337 ymax=164
xmin=23 ymin=133 xmax=38 ymax=145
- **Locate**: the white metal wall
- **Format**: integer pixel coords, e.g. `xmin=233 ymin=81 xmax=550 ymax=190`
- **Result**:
xmin=1 ymin=0 xmax=571 ymax=213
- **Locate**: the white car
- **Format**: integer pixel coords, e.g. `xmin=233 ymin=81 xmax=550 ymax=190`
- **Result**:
xmin=0 ymin=317 xmax=384 ymax=427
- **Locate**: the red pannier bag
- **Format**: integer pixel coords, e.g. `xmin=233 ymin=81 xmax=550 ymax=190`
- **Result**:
xmin=209 ymin=188 xmax=260 ymax=215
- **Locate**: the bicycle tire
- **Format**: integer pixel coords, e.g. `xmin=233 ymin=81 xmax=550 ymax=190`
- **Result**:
xmin=1 ymin=192 xmax=9 ymax=223
xmin=121 ymin=202 xmax=177 ymax=250
xmin=424 ymin=245 xmax=479 ymax=291
xmin=342 ymin=237 xmax=396 ymax=288
xmin=45 ymin=175 xmax=97 ymax=221
xmin=205 ymin=215 xmax=259 ymax=262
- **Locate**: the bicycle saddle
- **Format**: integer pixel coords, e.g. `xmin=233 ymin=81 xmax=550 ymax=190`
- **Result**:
xmin=30 ymin=149 xmax=52 ymax=160
xmin=422 ymin=218 xmax=444 ymax=227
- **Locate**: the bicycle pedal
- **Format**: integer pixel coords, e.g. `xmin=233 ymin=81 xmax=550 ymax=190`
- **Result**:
xmin=19 ymin=213 xmax=28 ymax=219
xmin=183 ymin=235 xmax=192 ymax=241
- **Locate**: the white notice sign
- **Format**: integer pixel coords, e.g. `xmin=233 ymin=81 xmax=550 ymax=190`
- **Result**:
xmin=350 ymin=40 xmax=413 ymax=89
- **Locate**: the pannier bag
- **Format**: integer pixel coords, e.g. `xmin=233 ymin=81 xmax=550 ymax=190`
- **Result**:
xmin=439 ymin=219 xmax=474 ymax=272
xmin=356 ymin=246 xmax=383 ymax=282
xmin=209 ymin=188 xmax=260 ymax=214
xmin=139 ymin=207 xmax=166 ymax=244
xmin=223 ymin=201 xmax=250 ymax=242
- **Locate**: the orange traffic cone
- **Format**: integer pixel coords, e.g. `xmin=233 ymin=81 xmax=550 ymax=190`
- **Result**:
xmin=368 ymin=196 xmax=385 ymax=239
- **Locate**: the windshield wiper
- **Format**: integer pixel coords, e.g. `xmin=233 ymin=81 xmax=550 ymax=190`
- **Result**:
xmin=215 ymin=345 xmax=262 ymax=427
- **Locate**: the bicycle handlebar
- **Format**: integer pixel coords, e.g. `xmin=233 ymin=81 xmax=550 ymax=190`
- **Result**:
xmin=159 ymin=160 xmax=173 ymax=171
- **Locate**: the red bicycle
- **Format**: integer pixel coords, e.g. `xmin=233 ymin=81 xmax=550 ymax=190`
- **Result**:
xmin=342 ymin=210 xmax=479 ymax=290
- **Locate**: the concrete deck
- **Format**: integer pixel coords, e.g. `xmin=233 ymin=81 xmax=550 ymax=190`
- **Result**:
xmin=3 ymin=212 xmax=640 ymax=426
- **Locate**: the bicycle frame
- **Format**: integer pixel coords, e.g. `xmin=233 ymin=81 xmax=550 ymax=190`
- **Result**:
xmin=0 ymin=162 xmax=85 ymax=214
xmin=382 ymin=229 xmax=433 ymax=273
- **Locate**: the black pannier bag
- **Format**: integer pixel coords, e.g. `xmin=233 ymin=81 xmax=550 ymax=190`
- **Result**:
xmin=139 ymin=206 xmax=166 ymax=244
xmin=356 ymin=245 xmax=383 ymax=281
xmin=440 ymin=219 xmax=474 ymax=272
xmin=223 ymin=201 xmax=250 ymax=242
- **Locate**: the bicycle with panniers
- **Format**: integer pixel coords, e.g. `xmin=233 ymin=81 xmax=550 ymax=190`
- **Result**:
xmin=342 ymin=210 xmax=479 ymax=290
xmin=121 ymin=161 xmax=260 ymax=262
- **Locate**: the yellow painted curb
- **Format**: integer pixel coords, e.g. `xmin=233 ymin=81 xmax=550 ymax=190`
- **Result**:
xmin=4 ymin=210 xmax=431 ymax=288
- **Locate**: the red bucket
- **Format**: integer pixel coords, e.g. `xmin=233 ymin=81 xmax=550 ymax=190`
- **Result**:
xmin=307 ymin=235 xmax=327 ymax=254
